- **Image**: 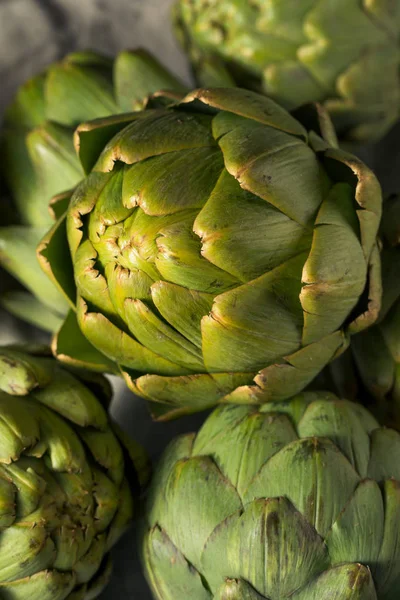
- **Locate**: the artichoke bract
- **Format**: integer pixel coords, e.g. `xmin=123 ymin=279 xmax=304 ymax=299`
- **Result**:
xmin=0 ymin=49 xmax=184 ymax=332
xmin=0 ymin=345 xmax=149 ymax=600
xmin=39 ymin=88 xmax=382 ymax=419
xmin=326 ymin=194 xmax=400 ymax=426
xmin=174 ymin=0 xmax=400 ymax=142
xmin=143 ymin=392 xmax=400 ymax=599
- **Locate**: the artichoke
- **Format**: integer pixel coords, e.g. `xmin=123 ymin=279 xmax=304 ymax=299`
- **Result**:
xmin=143 ymin=391 xmax=400 ymax=599
xmin=324 ymin=194 xmax=400 ymax=426
xmin=174 ymin=0 xmax=400 ymax=142
xmin=0 ymin=49 xmax=184 ymax=332
xmin=0 ymin=344 xmax=149 ymax=600
xmin=38 ymin=87 xmax=382 ymax=419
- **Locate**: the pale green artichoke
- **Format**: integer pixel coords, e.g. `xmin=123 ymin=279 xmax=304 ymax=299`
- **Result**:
xmin=0 ymin=49 xmax=184 ymax=333
xmin=143 ymin=391 xmax=400 ymax=599
xmin=38 ymin=87 xmax=382 ymax=419
xmin=0 ymin=345 xmax=149 ymax=600
xmin=174 ymin=0 xmax=400 ymax=142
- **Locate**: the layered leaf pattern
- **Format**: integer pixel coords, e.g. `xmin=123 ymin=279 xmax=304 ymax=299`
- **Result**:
xmin=0 ymin=346 xmax=148 ymax=600
xmin=143 ymin=393 xmax=400 ymax=599
xmin=174 ymin=0 xmax=400 ymax=141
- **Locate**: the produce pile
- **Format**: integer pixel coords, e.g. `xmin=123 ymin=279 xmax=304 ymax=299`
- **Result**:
xmin=1 ymin=1 xmax=400 ymax=597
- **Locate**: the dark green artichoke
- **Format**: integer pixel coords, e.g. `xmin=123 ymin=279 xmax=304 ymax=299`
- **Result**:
xmin=0 ymin=49 xmax=184 ymax=332
xmin=0 ymin=344 xmax=149 ymax=600
xmin=143 ymin=391 xmax=400 ymax=599
xmin=38 ymin=87 xmax=382 ymax=419
xmin=174 ymin=0 xmax=400 ymax=142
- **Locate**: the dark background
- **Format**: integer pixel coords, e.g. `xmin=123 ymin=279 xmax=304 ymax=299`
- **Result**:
xmin=0 ymin=1 xmax=400 ymax=598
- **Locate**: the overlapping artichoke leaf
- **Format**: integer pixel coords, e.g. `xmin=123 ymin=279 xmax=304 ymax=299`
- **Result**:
xmin=323 ymin=194 xmax=400 ymax=427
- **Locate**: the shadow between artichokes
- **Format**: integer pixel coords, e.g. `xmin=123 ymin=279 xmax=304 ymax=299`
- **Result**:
xmin=142 ymin=392 xmax=400 ymax=600
xmin=36 ymin=87 xmax=382 ymax=420
xmin=173 ymin=0 xmax=400 ymax=143
xmin=0 ymin=344 xmax=149 ymax=600
xmin=0 ymin=48 xmax=185 ymax=334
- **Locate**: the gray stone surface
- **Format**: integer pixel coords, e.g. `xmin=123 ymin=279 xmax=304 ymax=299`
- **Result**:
xmin=0 ymin=1 xmax=399 ymax=598
xmin=0 ymin=0 xmax=191 ymax=113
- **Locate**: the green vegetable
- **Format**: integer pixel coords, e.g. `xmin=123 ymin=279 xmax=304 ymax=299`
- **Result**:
xmin=174 ymin=0 xmax=400 ymax=142
xmin=38 ymin=88 xmax=382 ymax=419
xmin=143 ymin=391 xmax=400 ymax=599
xmin=0 ymin=344 xmax=149 ymax=600
xmin=0 ymin=49 xmax=185 ymax=332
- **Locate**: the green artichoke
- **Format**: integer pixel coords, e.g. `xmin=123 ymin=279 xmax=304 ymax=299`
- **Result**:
xmin=0 ymin=49 xmax=184 ymax=332
xmin=38 ymin=87 xmax=382 ymax=419
xmin=143 ymin=391 xmax=400 ymax=599
xmin=0 ymin=344 xmax=149 ymax=600
xmin=174 ymin=0 xmax=400 ymax=142
xmin=323 ymin=194 xmax=400 ymax=426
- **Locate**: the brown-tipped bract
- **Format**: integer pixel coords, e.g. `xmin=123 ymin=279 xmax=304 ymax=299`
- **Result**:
xmin=39 ymin=88 xmax=382 ymax=419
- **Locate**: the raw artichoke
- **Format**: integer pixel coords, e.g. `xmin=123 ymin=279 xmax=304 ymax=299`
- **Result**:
xmin=143 ymin=391 xmax=400 ymax=599
xmin=39 ymin=87 xmax=382 ymax=419
xmin=0 ymin=49 xmax=184 ymax=332
xmin=174 ymin=0 xmax=400 ymax=142
xmin=323 ymin=194 xmax=400 ymax=426
xmin=0 ymin=344 xmax=149 ymax=600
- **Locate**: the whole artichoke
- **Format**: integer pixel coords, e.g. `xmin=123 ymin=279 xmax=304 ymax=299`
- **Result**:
xmin=143 ymin=392 xmax=400 ymax=599
xmin=39 ymin=88 xmax=382 ymax=419
xmin=0 ymin=49 xmax=184 ymax=332
xmin=0 ymin=345 xmax=149 ymax=600
xmin=324 ymin=194 xmax=400 ymax=426
xmin=174 ymin=0 xmax=400 ymax=142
